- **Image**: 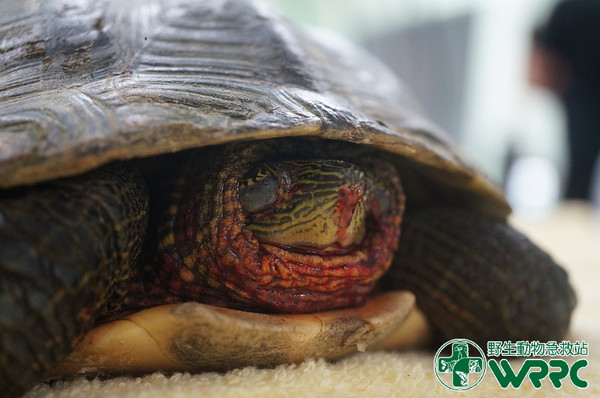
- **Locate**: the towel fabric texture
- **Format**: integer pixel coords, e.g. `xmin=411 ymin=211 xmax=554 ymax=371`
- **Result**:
xmin=25 ymin=202 xmax=600 ymax=397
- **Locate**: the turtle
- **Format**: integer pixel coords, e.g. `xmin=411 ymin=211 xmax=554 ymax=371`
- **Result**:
xmin=0 ymin=0 xmax=576 ymax=396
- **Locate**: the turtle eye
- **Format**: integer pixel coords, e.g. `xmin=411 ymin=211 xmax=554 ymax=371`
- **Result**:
xmin=239 ymin=170 xmax=279 ymax=214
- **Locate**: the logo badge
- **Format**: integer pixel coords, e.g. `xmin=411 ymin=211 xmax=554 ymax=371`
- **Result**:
xmin=434 ymin=338 xmax=487 ymax=391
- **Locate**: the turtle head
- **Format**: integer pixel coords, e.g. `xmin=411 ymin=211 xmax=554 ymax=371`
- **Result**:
xmin=239 ymin=160 xmax=368 ymax=253
xmin=153 ymin=147 xmax=405 ymax=314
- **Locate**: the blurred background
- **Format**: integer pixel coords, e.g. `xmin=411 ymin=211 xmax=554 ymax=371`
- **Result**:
xmin=266 ymin=0 xmax=600 ymax=343
xmin=266 ymin=0 xmax=598 ymax=220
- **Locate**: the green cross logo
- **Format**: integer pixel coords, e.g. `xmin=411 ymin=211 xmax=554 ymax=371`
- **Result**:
xmin=434 ymin=339 xmax=487 ymax=391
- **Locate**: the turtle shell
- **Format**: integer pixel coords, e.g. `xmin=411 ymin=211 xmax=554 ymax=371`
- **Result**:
xmin=0 ymin=0 xmax=509 ymax=218
xmin=2 ymin=3 xmax=581 ymax=397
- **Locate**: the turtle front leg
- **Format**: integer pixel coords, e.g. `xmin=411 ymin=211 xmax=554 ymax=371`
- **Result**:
xmin=0 ymin=166 xmax=148 ymax=397
xmin=382 ymin=208 xmax=576 ymax=347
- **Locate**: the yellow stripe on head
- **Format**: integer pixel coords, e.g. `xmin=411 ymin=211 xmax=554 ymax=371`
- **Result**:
xmin=239 ymin=160 xmax=368 ymax=252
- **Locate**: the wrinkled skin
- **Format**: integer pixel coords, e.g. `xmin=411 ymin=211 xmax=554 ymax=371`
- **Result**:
xmin=0 ymin=138 xmax=576 ymax=397
xmin=145 ymin=143 xmax=404 ymax=313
